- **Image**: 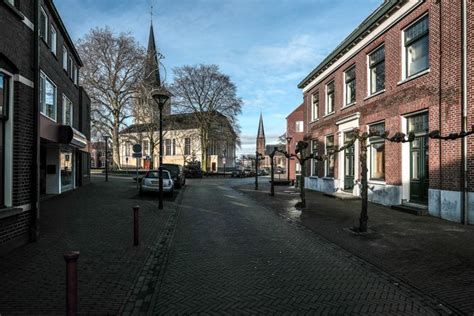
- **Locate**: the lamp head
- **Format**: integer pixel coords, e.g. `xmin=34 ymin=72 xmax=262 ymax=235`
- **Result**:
xmin=151 ymin=86 xmax=171 ymax=110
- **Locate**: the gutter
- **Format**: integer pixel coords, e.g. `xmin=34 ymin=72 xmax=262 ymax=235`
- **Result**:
xmin=30 ymin=0 xmax=40 ymax=241
xmin=461 ymin=0 xmax=468 ymax=224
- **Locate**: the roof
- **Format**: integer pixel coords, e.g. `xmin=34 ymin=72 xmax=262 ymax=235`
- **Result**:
xmin=47 ymin=0 xmax=83 ymax=66
xmin=257 ymin=113 xmax=265 ymax=138
xmin=286 ymin=103 xmax=304 ymax=120
xmin=120 ymin=113 xmax=198 ymax=134
xmin=298 ymin=0 xmax=402 ymax=89
xmin=144 ymin=22 xmax=161 ymax=86
xmin=265 ymin=144 xmax=285 ymax=155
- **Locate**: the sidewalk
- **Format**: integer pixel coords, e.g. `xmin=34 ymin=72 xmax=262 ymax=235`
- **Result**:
xmin=236 ymin=182 xmax=474 ymax=315
xmin=0 ymin=177 xmax=179 ymax=315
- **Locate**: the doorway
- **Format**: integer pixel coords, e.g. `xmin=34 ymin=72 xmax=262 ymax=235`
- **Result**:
xmin=344 ymin=131 xmax=355 ymax=191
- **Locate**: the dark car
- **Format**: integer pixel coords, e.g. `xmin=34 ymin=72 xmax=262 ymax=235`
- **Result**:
xmin=184 ymin=165 xmax=203 ymax=178
xmin=161 ymin=164 xmax=186 ymax=188
xmin=231 ymin=170 xmax=243 ymax=178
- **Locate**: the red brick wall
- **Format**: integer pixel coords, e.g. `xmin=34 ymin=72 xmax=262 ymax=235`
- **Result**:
xmin=303 ymin=0 xmax=471 ymax=193
xmin=286 ymin=103 xmax=304 ymax=180
xmin=467 ymin=0 xmax=474 ymax=192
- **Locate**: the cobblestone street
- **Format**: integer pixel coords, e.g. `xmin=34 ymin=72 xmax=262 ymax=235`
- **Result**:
xmin=147 ymin=178 xmax=447 ymax=315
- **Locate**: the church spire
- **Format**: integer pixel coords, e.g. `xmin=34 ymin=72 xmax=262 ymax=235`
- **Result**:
xmin=257 ymin=113 xmax=265 ymax=138
xmin=256 ymin=113 xmax=266 ymax=155
xmin=145 ymin=21 xmax=161 ymax=86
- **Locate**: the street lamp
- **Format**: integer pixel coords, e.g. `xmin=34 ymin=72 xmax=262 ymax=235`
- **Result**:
xmin=152 ymin=86 xmax=171 ymax=210
xmin=222 ymin=149 xmax=227 ymax=178
xmin=286 ymin=136 xmax=293 ymax=182
xmin=103 ymin=135 xmax=109 ymax=182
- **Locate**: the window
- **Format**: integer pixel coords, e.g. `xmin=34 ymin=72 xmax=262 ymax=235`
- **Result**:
xmin=68 ymin=57 xmax=73 ymax=78
xmin=369 ymin=122 xmax=385 ymax=180
xmin=143 ymin=140 xmax=149 ymax=155
xmin=295 ymin=121 xmax=304 ymax=132
xmin=62 ymin=95 xmax=73 ymax=126
xmin=311 ymin=93 xmax=319 ymax=121
xmin=0 ymin=73 xmax=10 ymax=207
xmin=73 ymin=66 xmax=78 ymax=85
xmin=50 ymin=25 xmax=57 ymax=55
xmin=172 ymin=139 xmax=176 ymax=156
xmin=344 ymin=66 xmax=356 ymax=105
xmin=404 ymin=15 xmax=429 ymax=78
xmin=326 ymin=81 xmax=335 ymax=114
xmin=63 ymin=47 xmax=68 ymax=70
xmin=40 ymin=72 xmax=57 ymax=121
xmin=369 ymin=45 xmax=385 ymax=95
xmin=184 ymin=138 xmax=191 ymax=155
xmin=165 ymin=139 xmax=171 ymax=156
xmin=125 ymin=143 xmax=130 ymax=157
xmin=325 ymin=135 xmax=335 ymax=177
xmin=311 ymin=140 xmax=318 ymax=177
xmin=40 ymin=7 xmax=48 ymax=43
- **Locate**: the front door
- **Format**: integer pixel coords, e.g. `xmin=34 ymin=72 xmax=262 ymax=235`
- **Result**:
xmin=410 ymin=135 xmax=429 ymax=204
xmin=344 ymin=132 xmax=355 ymax=191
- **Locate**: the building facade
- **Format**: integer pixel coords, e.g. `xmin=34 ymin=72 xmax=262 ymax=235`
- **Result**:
xmin=286 ymin=104 xmax=305 ymax=182
xmin=299 ymin=0 xmax=473 ymax=224
xmin=0 ymin=0 xmax=91 ymax=253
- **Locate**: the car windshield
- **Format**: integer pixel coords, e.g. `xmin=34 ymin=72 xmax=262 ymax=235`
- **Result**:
xmin=146 ymin=171 xmax=170 ymax=179
xmin=162 ymin=165 xmax=179 ymax=176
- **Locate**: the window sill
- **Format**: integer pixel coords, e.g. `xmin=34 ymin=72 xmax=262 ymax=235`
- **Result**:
xmin=2 ymin=0 xmax=24 ymax=20
xmin=310 ymin=118 xmax=319 ymax=124
xmin=397 ymin=69 xmax=430 ymax=86
xmin=341 ymin=102 xmax=356 ymax=110
xmin=368 ymin=179 xmax=386 ymax=185
xmin=364 ymin=89 xmax=386 ymax=101
xmin=322 ymin=177 xmax=334 ymax=180
xmin=323 ymin=112 xmax=335 ymax=119
xmin=0 ymin=207 xmax=23 ymax=220
xmin=40 ymin=112 xmax=57 ymax=123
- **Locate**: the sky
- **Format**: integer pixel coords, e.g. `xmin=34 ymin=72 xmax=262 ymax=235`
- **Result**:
xmin=55 ymin=0 xmax=381 ymax=155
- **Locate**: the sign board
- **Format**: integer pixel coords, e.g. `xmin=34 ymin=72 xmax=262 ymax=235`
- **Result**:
xmin=132 ymin=144 xmax=142 ymax=153
xmin=132 ymin=152 xmax=142 ymax=158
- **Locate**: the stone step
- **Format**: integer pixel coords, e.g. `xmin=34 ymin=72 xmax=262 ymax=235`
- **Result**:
xmin=391 ymin=203 xmax=428 ymax=216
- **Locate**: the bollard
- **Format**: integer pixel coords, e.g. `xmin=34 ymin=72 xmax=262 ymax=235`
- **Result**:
xmin=133 ymin=206 xmax=139 ymax=246
xmin=64 ymin=251 xmax=80 ymax=316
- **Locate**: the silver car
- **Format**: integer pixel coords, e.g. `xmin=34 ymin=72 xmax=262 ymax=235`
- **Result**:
xmin=139 ymin=169 xmax=174 ymax=195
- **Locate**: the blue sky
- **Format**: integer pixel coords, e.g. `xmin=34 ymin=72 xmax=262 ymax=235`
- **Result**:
xmin=56 ymin=0 xmax=381 ymax=155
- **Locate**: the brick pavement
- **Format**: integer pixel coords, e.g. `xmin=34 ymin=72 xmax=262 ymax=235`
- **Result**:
xmin=149 ymin=178 xmax=447 ymax=314
xmin=236 ymin=180 xmax=473 ymax=314
xmin=0 ymin=176 xmax=178 ymax=315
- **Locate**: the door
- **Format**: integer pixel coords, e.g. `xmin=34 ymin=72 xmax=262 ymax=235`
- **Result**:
xmin=344 ymin=132 xmax=355 ymax=191
xmin=410 ymin=136 xmax=429 ymax=204
xmin=60 ymin=151 xmax=74 ymax=192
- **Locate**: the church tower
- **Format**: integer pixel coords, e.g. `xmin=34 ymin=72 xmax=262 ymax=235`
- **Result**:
xmin=256 ymin=113 xmax=266 ymax=156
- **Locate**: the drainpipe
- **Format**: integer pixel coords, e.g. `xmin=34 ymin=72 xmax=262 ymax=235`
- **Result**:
xmin=30 ymin=0 xmax=40 ymax=241
xmin=461 ymin=0 xmax=468 ymax=225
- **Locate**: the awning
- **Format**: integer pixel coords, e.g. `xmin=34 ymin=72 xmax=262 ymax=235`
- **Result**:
xmin=58 ymin=125 xmax=88 ymax=150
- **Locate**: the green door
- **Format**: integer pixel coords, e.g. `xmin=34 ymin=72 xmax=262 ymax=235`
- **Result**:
xmin=344 ymin=132 xmax=355 ymax=191
xmin=410 ymin=136 xmax=429 ymax=204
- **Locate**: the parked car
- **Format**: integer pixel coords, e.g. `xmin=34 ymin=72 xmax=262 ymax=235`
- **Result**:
xmin=139 ymin=169 xmax=174 ymax=195
xmin=231 ymin=170 xmax=244 ymax=178
xmin=242 ymin=169 xmax=255 ymax=177
xmin=275 ymin=167 xmax=285 ymax=174
xmin=161 ymin=164 xmax=186 ymax=188
xmin=184 ymin=165 xmax=203 ymax=178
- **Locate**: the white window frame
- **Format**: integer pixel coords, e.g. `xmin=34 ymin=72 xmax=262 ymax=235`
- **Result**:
xmin=401 ymin=13 xmax=430 ymax=80
xmin=62 ymin=94 xmax=73 ymax=126
xmin=40 ymin=7 xmax=48 ymax=43
xmin=40 ymin=71 xmax=57 ymax=122
xmin=366 ymin=44 xmax=386 ymax=97
xmin=311 ymin=93 xmax=319 ymax=121
xmin=325 ymin=81 xmax=335 ymax=115
xmin=63 ymin=46 xmax=68 ymax=70
xmin=311 ymin=139 xmax=318 ymax=177
xmin=50 ymin=25 xmax=57 ymax=55
xmin=184 ymin=138 xmax=191 ymax=156
xmin=367 ymin=122 xmax=386 ymax=182
xmin=295 ymin=121 xmax=304 ymax=133
xmin=324 ymin=135 xmax=335 ymax=178
xmin=73 ymin=66 xmax=78 ymax=85
xmin=343 ymin=66 xmax=356 ymax=107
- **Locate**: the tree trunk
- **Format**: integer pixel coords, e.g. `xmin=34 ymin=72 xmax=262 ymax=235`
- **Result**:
xmin=300 ymin=157 xmax=306 ymax=208
xmin=359 ymin=138 xmax=368 ymax=232
xmin=149 ymin=139 xmax=155 ymax=169
xmin=270 ymin=155 xmax=275 ymax=196
xmin=112 ymin=116 xmax=121 ymax=170
xmin=200 ymin=128 xmax=209 ymax=172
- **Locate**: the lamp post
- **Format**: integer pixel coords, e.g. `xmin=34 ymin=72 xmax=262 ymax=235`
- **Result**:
xmin=152 ymin=86 xmax=171 ymax=210
xmin=255 ymin=151 xmax=262 ymax=190
xmin=286 ymin=136 xmax=292 ymax=182
xmin=222 ymin=149 xmax=227 ymax=178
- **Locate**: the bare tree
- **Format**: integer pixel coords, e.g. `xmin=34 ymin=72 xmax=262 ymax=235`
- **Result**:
xmin=170 ymin=64 xmax=242 ymax=171
xmin=77 ymin=27 xmax=144 ymax=169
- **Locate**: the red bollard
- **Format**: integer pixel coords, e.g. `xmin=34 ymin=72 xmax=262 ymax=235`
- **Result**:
xmin=64 ymin=251 xmax=80 ymax=316
xmin=133 ymin=206 xmax=139 ymax=246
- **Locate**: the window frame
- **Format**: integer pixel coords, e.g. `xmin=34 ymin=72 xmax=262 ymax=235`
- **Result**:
xmin=311 ymin=92 xmax=319 ymax=121
xmin=184 ymin=138 xmax=191 ymax=156
xmin=40 ymin=71 xmax=57 ymax=122
xmin=62 ymin=94 xmax=73 ymax=126
xmin=325 ymin=135 xmax=335 ymax=178
xmin=165 ymin=139 xmax=171 ymax=156
xmin=325 ymin=81 xmax=335 ymax=115
xmin=40 ymin=6 xmax=48 ymax=43
xmin=50 ymin=24 xmax=57 ymax=55
xmin=402 ymin=14 xmax=429 ymax=79
xmin=368 ymin=44 xmax=385 ymax=96
xmin=295 ymin=121 xmax=304 ymax=133
xmin=0 ymin=72 xmax=10 ymax=120
xmin=368 ymin=122 xmax=386 ymax=181
xmin=311 ymin=139 xmax=318 ymax=177
xmin=344 ymin=66 xmax=356 ymax=106
xmin=63 ymin=46 xmax=68 ymax=71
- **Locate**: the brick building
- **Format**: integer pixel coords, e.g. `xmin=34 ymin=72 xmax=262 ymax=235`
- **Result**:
xmin=299 ymin=0 xmax=473 ymax=224
xmin=286 ymin=103 xmax=305 ymax=182
xmin=0 ymin=0 xmax=91 ymax=253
